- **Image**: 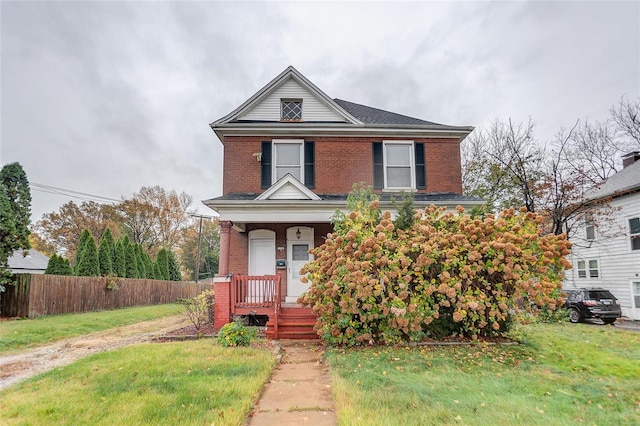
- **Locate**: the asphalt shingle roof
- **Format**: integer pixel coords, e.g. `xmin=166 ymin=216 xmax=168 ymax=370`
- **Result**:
xmin=8 ymin=249 xmax=49 ymax=272
xmin=588 ymin=159 xmax=640 ymax=200
xmin=207 ymin=192 xmax=483 ymax=203
xmin=333 ymin=98 xmax=444 ymax=126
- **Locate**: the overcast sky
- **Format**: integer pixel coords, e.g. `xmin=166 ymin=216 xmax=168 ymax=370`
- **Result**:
xmin=1 ymin=1 xmax=639 ymax=223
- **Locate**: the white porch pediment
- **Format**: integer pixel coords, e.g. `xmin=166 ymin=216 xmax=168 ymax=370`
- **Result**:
xmin=256 ymin=174 xmax=321 ymax=201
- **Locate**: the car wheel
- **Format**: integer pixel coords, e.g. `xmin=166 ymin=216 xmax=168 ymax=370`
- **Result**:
xmin=602 ymin=318 xmax=616 ymax=325
xmin=569 ymin=308 xmax=582 ymax=323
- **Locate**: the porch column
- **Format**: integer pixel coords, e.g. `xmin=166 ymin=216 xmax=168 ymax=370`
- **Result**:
xmin=214 ymin=220 xmax=233 ymax=330
xmin=218 ymin=220 xmax=232 ymax=275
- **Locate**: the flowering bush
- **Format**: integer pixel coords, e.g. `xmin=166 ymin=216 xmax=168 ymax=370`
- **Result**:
xmin=299 ymin=189 xmax=571 ymax=346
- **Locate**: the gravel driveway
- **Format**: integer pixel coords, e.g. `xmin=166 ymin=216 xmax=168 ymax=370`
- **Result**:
xmin=0 ymin=314 xmax=190 ymax=391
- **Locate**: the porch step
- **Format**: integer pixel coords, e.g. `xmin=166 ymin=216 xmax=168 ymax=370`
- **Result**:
xmin=266 ymin=307 xmax=319 ymax=340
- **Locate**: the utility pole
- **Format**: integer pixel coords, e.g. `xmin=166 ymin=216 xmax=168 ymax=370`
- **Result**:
xmin=191 ymin=214 xmax=214 ymax=283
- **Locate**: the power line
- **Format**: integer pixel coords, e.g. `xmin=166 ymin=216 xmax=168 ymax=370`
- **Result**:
xmin=30 ymin=182 xmax=120 ymax=204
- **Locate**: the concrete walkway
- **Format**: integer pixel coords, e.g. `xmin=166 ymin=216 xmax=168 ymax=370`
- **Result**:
xmin=247 ymin=340 xmax=337 ymax=426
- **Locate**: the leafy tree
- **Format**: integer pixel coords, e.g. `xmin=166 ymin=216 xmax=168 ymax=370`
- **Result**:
xmin=45 ymin=254 xmax=71 ymax=275
xmin=118 ymin=186 xmax=196 ymax=253
xmin=167 ymin=249 xmax=181 ymax=281
xmin=29 ymin=232 xmax=56 ymax=257
xmin=113 ymin=239 xmax=125 ymax=277
xmin=98 ymin=233 xmax=114 ymax=276
xmin=134 ymin=244 xmax=146 ymax=278
xmin=0 ymin=162 xmax=32 ymax=291
xmin=392 ymin=191 xmax=416 ymax=231
xmin=156 ymin=248 xmax=170 ymax=281
xmin=142 ymin=252 xmax=155 ymax=279
xmin=75 ymin=233 xmax=100 ymax=277
xmin=45 ymin=254 xmax=60 ymax=275
xmin=123 ymin=236 xmax=138 ymax=278
xmin=33 ymin=201 xmax=119 ymax=259
xmin=0 ymin=162 xmax=31 ymax=251
xmin=74 ymin=229 xmax=92 ymax=274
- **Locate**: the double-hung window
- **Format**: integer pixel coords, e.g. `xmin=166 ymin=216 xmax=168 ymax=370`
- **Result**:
xmin=629 ymin=217 xmax=640 ymax=250
xmin=260 ymin=140 xmax=315 ymax=189
xmin=273 ymin=140 xmax=304 ymax=182
xmin=576 ymin=259 xmax=600 ymax=279
xmin=373 ymin=141 xmax=425 ymax=190
xmin=383 ymin=141 xmax=415 ymax=190
xmin=585 ymin=214 xmax=595 ymax=241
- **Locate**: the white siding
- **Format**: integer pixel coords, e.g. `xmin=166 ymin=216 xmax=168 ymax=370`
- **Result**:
xmin=240 ymin=78 xmax=345 ymax=122
xmin=566 ymin=192 xmax=640 ymax=318
xmin=267 ymin=182 xmax=310 ymax=200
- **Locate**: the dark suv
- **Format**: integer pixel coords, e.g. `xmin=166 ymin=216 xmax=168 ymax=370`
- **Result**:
xmin=563 ymin=288 xmax=622 ymax=324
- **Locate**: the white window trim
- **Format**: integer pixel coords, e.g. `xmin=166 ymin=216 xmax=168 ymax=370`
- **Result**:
xmin=382 ymin=140 xmax=415 ymax=191
xmin=272 ymin=139 xmax=304 ymax=184
xmin=281 ymin=99 xmax=303 ymax=121
xmin=585 ymin=215 xmax=595 ymax=241
xmin=576 ymin=258 xmax=600 ymax=280
xmin=628 ymin=215 xmax=640 ymax=251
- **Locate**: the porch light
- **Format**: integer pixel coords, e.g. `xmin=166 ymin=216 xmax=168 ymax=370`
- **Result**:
xmin=296 ymin=228 xmax=301 ymax=239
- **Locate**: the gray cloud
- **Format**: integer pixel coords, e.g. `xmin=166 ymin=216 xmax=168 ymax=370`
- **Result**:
xmin=1 ymin=1 xmax=638 ymax=223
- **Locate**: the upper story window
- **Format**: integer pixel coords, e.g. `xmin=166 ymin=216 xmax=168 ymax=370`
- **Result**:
xmin=630 ymin=217 xmax=640 ymax=250
xmin=577 ymin=259 xmax=600 ymax=279
xmin=373 ymin=141 xmax=425 ymax=191
xmin=273 ymin=140 xmax=304 ymax=182
xmin=281 ymin=99 xmax=302 ymax=121
xmin=260 ymin=140 xmax=314 ymax=189
xmin=384 ymin=141 xmax=415 ymax=189
xmin=585 ymin=214 xmax=595 ymax=241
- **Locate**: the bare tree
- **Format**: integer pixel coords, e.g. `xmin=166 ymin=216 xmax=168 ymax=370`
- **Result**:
xmin=462 ymin=118 xmax=544 ymax=212
xmin=610 ymin=96 xmax=640 ymax=148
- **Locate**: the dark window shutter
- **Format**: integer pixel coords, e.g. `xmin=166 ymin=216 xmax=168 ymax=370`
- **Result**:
xmin=415 ymin=143 xmax=426 ymax=189
xmin=261 ymin=141 xmax=272 ymax=189
xmin=373 ymin=142 xmax=383 ymax=189
xmin=304 ymin=141 xmax=315 ymax=188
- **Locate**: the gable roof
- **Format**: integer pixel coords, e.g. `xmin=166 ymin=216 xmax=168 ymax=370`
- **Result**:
xmin=211 ymin=66 xmax=362 ymax=126
xmin=210 ymin=66 xmax=474 ymax=140
xmin=8 ymin=249 xmax=49 ymax=273
xmin=588 ymin=159 xmax=640 ymax=201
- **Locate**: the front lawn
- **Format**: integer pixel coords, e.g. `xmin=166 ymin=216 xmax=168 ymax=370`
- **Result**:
xmin=328 ymin=323 xmax=640 ymax=425
xmin=0 ymin=340 xmax=274 ymax=425
xmin=0 ymin=303 xmax=182 ymax=353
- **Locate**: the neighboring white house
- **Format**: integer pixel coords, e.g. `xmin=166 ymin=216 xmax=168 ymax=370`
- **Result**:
xmin=7 ymin=249 xmax=49 ymax=274
xmin=565 ymin=151 xmax=640 ymax=320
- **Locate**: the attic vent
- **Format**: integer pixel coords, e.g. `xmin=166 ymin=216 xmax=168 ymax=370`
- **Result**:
xmin=281 ymin=99 xmax=302 ymax=121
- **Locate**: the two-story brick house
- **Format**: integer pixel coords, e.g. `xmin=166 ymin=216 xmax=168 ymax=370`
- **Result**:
xmin=205 ymin=66 xmax=480 ymax=335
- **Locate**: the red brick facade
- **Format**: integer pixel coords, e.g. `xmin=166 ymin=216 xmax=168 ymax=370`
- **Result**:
xmin=222 ymin=136 xmax=463 ymax=195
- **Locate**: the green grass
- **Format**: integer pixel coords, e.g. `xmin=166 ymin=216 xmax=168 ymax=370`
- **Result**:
xmin=328 ymin=323 xmax=640 ymax=425
xmin=0 ymin=304 xmax=182 ymax=353
xmin=0 ymin=340 xmax=275 ymax=425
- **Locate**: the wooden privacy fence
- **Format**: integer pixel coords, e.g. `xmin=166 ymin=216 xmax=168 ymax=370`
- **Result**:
xmin=0 ymin=274 xmax=213 ymax=318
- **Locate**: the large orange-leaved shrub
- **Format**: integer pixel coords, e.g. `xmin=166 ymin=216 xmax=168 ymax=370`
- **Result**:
xmin=299 ymin=187 xmax=571 ymax=346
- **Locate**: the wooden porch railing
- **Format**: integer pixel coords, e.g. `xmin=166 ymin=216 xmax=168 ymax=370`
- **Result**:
xmin=230 ymin=274 xmax=281 ymax=310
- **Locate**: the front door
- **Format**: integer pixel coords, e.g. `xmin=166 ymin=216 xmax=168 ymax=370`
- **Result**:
xmin=286 ymin=227 xmax=313 ymax=303
xmin=248 ymin=230 xmax=276 ymax=303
